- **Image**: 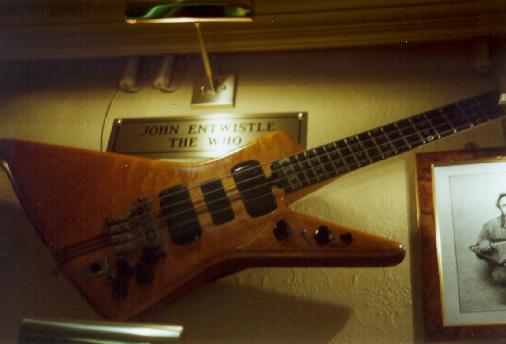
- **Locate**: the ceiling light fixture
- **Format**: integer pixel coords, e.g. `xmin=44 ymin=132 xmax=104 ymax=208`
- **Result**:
xmin=125 ymin=2 xmax=253 ymax=108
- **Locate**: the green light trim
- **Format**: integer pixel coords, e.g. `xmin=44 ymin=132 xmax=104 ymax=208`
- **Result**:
xmin=125 ymin=3 xmax=251 ymax=21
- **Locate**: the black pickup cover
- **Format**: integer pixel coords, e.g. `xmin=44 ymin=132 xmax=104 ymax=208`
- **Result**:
xmin=232 ymin=160 xmax=277 ymax=217
xmin=159 ymin=185 xmax=202 ymax=245
xmin=201 ymin=179 xmax=235 ymax=225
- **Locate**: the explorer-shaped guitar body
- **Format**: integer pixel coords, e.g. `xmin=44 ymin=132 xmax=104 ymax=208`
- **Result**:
xmin=0 ymin=132 xmax=404 ymax=320
xmin=1 ymin=90 xmax=503 ymax=320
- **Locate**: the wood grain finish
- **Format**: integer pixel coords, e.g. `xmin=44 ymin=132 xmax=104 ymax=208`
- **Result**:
xmin=0 ymin=132 xmax=405 ymax=320
xmin=416 ymin=148 xmax=506 ymax=341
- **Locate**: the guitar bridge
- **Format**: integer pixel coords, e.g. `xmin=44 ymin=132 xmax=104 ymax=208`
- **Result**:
xmin=106 ymin=198 xmax=162 ymax=253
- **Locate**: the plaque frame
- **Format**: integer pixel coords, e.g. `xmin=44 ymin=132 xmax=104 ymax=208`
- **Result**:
xmin=107 ymin=112 xmax=307 ymax=160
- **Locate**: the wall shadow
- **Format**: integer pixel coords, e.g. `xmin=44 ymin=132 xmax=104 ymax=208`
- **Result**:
xmin=0 ymin=175 xmax=351 ymax=344
xmin=148 ymin=282 xmax=352 ymax=344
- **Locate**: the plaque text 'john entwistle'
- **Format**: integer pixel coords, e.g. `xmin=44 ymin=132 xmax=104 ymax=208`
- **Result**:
xmin=108 ymin=113 xmax=306 ymax=159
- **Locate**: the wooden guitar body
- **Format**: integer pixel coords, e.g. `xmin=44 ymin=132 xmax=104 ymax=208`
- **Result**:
xmin=0 ymin=132 xmax=404 ymax=320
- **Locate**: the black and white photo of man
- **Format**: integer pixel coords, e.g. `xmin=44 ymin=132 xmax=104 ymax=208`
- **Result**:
xmin=474 ymin=193 xmax=506 ymax=284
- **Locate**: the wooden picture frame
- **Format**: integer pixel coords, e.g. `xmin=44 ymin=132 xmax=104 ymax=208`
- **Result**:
xmin=417 ymin=148 xmax=506 ymax=341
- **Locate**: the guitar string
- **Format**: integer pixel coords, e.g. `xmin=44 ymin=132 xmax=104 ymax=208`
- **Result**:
xmin=140 ymin=91 xmax=502 ymax=216
xmin=91 ymin=92 xmax=504 ymax=234
xmin=154 ymin=90 xmax=500 ymax=202
xmin=55 ymin=95 xmax=501 ymax=260
xmin=58 ymin=115 xmax=501 ymax=263
xmin=56 ymin=97 xmax=503 ymax=262
xmin=56 ymin=96 xmax=502 ymax=262
xmin=159 ymin=93 xmax=499 ymax=205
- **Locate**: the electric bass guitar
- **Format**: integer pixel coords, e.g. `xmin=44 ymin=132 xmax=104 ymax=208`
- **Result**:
xmin=0 ymin=90 xmax=503 ymax=320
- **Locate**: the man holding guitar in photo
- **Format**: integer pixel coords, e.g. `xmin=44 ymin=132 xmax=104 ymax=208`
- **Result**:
xmin=474 ymin=193 xmax=506 ymax=284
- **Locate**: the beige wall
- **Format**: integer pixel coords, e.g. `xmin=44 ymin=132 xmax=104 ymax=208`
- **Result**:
xmin=0 ymin=41 xmax=504 ymax=343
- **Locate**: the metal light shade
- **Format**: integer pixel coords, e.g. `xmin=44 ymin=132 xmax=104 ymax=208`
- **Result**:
xmin=125 ymin=1 xmax=253 ymax=24
xmin=124 ymin=1 xmax=253 ymax=108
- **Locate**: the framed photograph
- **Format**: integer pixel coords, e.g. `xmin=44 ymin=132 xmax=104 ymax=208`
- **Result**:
xmin=417 ymin=148 xmax=506 ymax=341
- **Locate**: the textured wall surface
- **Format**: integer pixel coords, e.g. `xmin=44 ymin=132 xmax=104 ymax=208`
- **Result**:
xmin=0 ymin=41 xmax=504 ymax=343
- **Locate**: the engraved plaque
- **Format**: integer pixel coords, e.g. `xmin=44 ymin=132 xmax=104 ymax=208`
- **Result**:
xmin=107 ymin=113 xmax=307 ymax=159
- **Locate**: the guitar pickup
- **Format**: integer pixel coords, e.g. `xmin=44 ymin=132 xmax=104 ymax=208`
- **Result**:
xmin=201 ymin=179 xmax=234 ymax=225
xmin=232 ymin=160 xmax=277 ymax=217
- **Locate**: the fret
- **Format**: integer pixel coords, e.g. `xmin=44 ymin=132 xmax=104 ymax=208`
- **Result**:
xmin=270 ymin=159 xmax=290 ymax=191
xmin=306 ymin=149 xmax=327 ymax=182
xmin=326 ymin=142 xmax=341 ymax=165
xmin=354 ymin=149 xmax=370 ymax=165
xmin=312 ymin=147 xmax=329 ymax=179
xmin=299 ymin=152 xmax=316 ymax=183
xmin=424 ymin=110 xmax=454 ymax=137
xmin=276 ymin=158 xmax=292 ymax=189
xmin=284 ymin=157 xmax=305 ymax=191
xmin=408 ymin=115 xmax=429 ymax=146
xmin=383 ymin=123 xmax=410 ymax=152
xmin=323 ymin=142 xmax=349 ymax=174
xmin=276 ymin=158 xmax=297 ymax=191
xmin=315 ymin=147 xmax=334 ymax=179
xmin=315 ymin=145 xmax=338 ymax=177
xmin=357 ymin=132 xmax=375 ymax=148
xmin=396 ymin=119 xmax=419 ymax=147
xmin=356 ymin=132 xmax=375 ymax=163
xmin=333 ymin=156 xmax=349 ymax=174
xmin=344 ymin=136 xmax=363 ymax=167
xmin=410 ymin=113 xmax=438 ymax=144
xmin=334 ymin=140 xmax=356 ymax=171
xmin=329 ymin=142 xmax=350 ymax=173
xmin=366 ymin=145 xmax=382 ymax=162
xmin=303 ymin=150 xmax=318 ymax=183
xmin=335 ymin=140 xmax=352 ymax=160
xmin=290 ymin=154 xmax=311 ymax=187
xmin=370 ymin=127 xmax=397 ymax=158
xmin=439 ymin=104 xmax=470 ymax=130
xmin=269 ymin=160 xmax=285 ymax=180
xmin=420 ymin=112 xmax=442 ymax=140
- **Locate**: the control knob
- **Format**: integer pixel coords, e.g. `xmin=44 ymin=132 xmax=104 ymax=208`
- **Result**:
xmin=273 ymin=220 xmax=292 ymax=240
xmin=314 ymin=225 xmax=333 ymax=246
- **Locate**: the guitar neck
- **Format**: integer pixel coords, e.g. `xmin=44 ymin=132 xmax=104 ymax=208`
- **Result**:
xmin=271 ymin=90 xmax=505 ymax=192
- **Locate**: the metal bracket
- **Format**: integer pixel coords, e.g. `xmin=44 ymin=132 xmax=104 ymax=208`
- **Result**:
xmin=191 ymin=74 xmax=236 ymax=108
xmin=191 ymin=22 xmax=236 ymax=108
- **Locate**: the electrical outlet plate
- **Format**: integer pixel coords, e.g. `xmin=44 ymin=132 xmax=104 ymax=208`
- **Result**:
xmin=191 ymin=74 xmax=236 ymax=109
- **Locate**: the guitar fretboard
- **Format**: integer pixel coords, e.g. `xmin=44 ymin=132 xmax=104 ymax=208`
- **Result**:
xmin=271 ymin=90 xmax=505 ymax=192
